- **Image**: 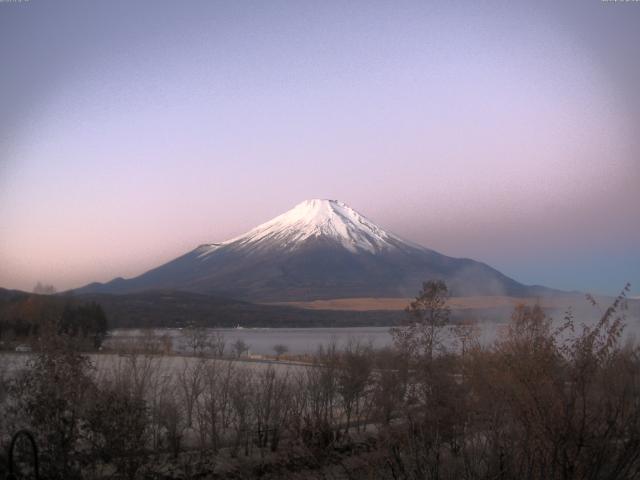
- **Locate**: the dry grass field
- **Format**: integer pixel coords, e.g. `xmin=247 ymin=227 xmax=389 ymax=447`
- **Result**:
xmin=268 ymin=295 xmax=588 ymax=311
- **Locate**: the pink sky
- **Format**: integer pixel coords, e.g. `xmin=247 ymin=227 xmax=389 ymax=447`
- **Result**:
xmin=1 ymin=1 xmax=639 ymax=295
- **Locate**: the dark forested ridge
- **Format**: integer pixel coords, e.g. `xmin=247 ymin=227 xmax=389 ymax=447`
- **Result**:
xmin=4 ymin=287 xmax=638 ymax=332
xmin=3 ymin=287 xmax=638 ymax=333
xmin=0 ymin=289 xmax=108 ymax=349
xmin=75 ymin=289 xmax=406 ymax=328
xmin=0 ymin=288 xmax=405 ymax=331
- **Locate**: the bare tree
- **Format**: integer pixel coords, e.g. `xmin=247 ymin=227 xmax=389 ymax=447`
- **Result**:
xmin=252 ymin=366 xmax=291 ymax=455
xmin=452 ymin=318 xmax=480 ymax=357
xmin=157 ymin=393 xmax=185 ymax=459
xmin=229 ymin=368 xmax=254 ymax=457
xmin=371 ymin=347 xmax=407 ymax=427
xmin=210 ymin=331 xmax=226 ymax=357
xmin=86 ymin=381 xmax=149 ymax=480
xmin=338 ymin=340 xmax=373 ymax=434
xmin=391 ymin=280 xmax=451 ymax=360
xmin=7 ymin=334 xmax=95 ymax=479
xmin=233 ymin=339 xmax=249 ymax=358
xmin=177 ymin=358 xmax=205 ymax=427
xmin=302 ymin=342 xmax=340 ymax=448
xmin=183 ymin=326 xmax=211 ymax=356
xmin=196 ymin=359 xmax=235 ymax=451
xmin=273 ymin=344 xmax=289 ymax=360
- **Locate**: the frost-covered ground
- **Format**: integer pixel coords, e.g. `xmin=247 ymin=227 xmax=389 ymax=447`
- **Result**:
xmin=0 ymin=351 xmax=308 ymax=376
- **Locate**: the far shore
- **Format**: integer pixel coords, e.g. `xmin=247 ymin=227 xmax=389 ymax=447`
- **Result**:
xmin=266 ymin=293 xmax=627 ymax=312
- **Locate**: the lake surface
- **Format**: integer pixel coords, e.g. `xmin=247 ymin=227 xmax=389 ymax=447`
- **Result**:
xmin=107 ymin=315 xmax=640 ymax=355
xmin=105 ymin=323 xmax=532 ymax=355
xmin=108 ymin=326 xmax=397 ymax=355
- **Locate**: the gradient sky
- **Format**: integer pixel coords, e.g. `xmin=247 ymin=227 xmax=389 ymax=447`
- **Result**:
xmin=1 ymin=0 xmax=639 ymax=296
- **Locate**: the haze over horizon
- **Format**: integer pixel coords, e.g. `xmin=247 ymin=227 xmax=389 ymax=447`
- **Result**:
xmin=1 ymin=1 xmax=639 ymax=296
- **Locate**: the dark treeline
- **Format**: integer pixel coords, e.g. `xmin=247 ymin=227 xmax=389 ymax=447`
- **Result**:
xmin=1 ymin=282 xmax=639 ymax=479
xmin=76 ymin=290 xmax=406 ymax=328
xmin=0 ymin=292 xmax=108 ymax=349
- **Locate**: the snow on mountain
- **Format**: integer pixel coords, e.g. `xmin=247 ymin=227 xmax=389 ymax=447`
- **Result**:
xmin=197 ymin=199 xmax=407 ymax=256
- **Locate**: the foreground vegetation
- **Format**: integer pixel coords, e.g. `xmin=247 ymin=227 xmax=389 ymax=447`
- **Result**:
xmin=1 ymin=282 xmax=638 ymax=479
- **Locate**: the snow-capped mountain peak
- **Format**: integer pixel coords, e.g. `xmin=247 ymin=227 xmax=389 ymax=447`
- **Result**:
xmin=199 ymin=199 xmax=403 ymax=256
xmin=75 ymin=199 xmax=551 ymax=301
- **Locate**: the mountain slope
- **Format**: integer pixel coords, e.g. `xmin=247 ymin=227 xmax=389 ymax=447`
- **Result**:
xmin=74 ymin=199 xmax=558 ymax=301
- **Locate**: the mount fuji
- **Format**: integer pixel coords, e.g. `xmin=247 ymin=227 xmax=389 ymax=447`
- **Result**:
xmin=75 ymin=199 xmax=557 ymax=301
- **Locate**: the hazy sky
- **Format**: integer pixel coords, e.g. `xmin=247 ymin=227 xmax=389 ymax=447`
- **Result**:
xmin=1 ymin=0 xmax=639 ymax=296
